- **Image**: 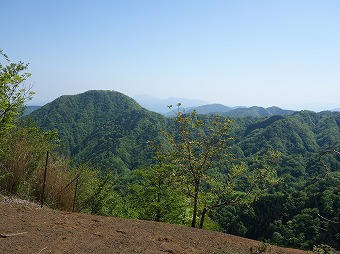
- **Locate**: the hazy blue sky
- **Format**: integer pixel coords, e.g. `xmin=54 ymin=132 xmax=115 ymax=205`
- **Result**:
xmin=2 ymin=0 xmax=340 ymax=110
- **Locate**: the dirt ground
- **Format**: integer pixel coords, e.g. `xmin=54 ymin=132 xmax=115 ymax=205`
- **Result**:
xmin=0 ymin=199 xmax=311 ymax=254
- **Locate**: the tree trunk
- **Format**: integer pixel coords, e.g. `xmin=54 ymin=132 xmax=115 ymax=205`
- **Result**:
xmin=155 ymin=193 xmax=161 ymax=221
xmin=155 ymin=179 xmax=161 ymax=221
xmin=199 ymin=207 xmax=207 ymax=229
xmin=191 ymin=183 xmax=199 ymax=228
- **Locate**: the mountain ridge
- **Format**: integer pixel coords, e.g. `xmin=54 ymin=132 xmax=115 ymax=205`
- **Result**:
xmin=29 ymin=90 xmax=168 ymax=173
xmin=25 ymin=93 xmax=339 ymax=117
xmin=133 ymin=94 xmax=208 ymax=113
xmin=133 ymin=94 xmax=296 ymax=117
xmin=162 ymin=104 xmax=295 ymax=117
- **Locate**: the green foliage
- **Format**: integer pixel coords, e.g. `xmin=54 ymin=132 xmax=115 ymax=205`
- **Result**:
xmin=68 ymin=164 xmax=101 ymax=212
xmin=0 ymin=122 xmax=57 ymax=196
xmin=158 ymin=108 xmax=234 ymax=227
xmin=0 ymin=120 xmax=116 ymax=215
xmin=0 ymin=50 xmax=34 ymax=133
xmin=76 ymin=168 xmax=137 ymax=218
xmin=85 ymin=171 xmax=116 ymax=215
xmin=128 ymin=165 xmax=189 ymax=224
xmin=313 ymin=244 xmax=340 ymax=254
xmin=154 ymin=108 xmax=281 ymax=229
xmin=29 ymin=90 xmax=168 ymax=173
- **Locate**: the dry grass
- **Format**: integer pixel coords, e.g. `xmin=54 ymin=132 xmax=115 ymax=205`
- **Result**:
xmin=0 ymin=130 xmax=78 ymax=211
xmin=35 ymin=156 xmax=77 ymax=210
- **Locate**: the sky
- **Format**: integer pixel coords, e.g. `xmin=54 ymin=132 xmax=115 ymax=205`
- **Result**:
xmin=1 ymin=0 xmax=340 ymax=111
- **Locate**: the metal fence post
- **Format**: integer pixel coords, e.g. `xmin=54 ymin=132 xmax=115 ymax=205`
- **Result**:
xmin=40 ymin=151 xmax=49 ymax=208
xmin=72 ymin=175 xmax=79 ymax=212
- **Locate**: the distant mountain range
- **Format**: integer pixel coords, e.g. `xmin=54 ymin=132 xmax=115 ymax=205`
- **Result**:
xmin=133 ymin=95 xmax=297 ymax=117
xmin=221 ymin=106 xmax=295 ymax=117
xmin=23 ymin=106 xmax=42 ymax=116
xmin=24 ymin=93 xmax=340 ymax=117
xmin=131 ymin=96 xmax=295 ymax=117
xmin=163 ymin=104 xmax=295 ymax=117
xmin=132 ymin=94 xmax=208 ymax=113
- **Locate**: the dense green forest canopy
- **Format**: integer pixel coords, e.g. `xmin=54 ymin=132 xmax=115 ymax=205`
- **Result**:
xmin=8 ymin=90 xmax=340 ymax=251
xmin=29 ymin=90 xmax=169 ymax=173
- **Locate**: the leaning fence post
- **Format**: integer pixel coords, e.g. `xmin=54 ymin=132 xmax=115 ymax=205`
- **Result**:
xmin=72 ymin=174 xmax=79 ymax=212
xmin=40 ymin=151 xmax=49 ymax=208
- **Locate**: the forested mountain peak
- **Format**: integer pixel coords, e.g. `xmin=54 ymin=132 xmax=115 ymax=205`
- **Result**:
xmin=183 ymin=104 xmax=232 ymax=114
xmin=29 ymin=90 xmax=168 ymax=172
xmin=47 ymin=90 xmax=142 ymax=112
xmin=222 ymin=106 xmax=295 ymax=117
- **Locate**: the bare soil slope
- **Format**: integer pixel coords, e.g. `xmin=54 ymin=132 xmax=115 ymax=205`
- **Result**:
xmin=0 ymin=201 xmax=311 ymax=254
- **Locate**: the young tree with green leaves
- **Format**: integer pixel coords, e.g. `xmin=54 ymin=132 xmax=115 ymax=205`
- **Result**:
xmin=159 ymin=106 xmax=233 ymax=227
xmin=158 ymin=105 xmax=280 ymax=228
xmin=0 ymin=49 xmax=34 ymax=133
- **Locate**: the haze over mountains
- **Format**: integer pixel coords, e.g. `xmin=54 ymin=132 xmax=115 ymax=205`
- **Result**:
xmin=133 ymin=94 xmax=339 ymax=116
xmin=132 ymin=94 xmax=209 ymax=113
xmin=26 ymin=92 xmax=340 ymax=118
xmin=25 ymin=90 xmax=340 ymax=119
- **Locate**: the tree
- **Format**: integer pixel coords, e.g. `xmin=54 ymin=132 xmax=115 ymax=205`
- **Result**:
xmin=160 ymin=106 xmax=234 ymax=227
xmin=0 ymin=49 xmax=34 ymax=132
xmin=128 ymin=164 xmax=188 ymax=224
xmin=158 ymin=105 xmax=280 ymax=228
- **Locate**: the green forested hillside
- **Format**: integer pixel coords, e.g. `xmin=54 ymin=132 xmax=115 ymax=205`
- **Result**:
xmin=27 ymin=90 xmax=340 ymax=251
xmin=29 ymin=90 xmax=168 ymax=173
xmin=163 ymin=105 xmax=295 ymax=117
xmin=231 ymin=111 xmax=340 ymax=154
xmin=224 ymin=106 xmax=295 ymax=117
xmin=227 ymin=112 xmax=340 ymax=250
xmin=183 ymin=103 xmax=232 ymax=114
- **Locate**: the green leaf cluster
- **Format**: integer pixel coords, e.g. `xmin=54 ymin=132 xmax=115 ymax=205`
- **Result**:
xmin=0 ymin=50 xmax=34 ymax=133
